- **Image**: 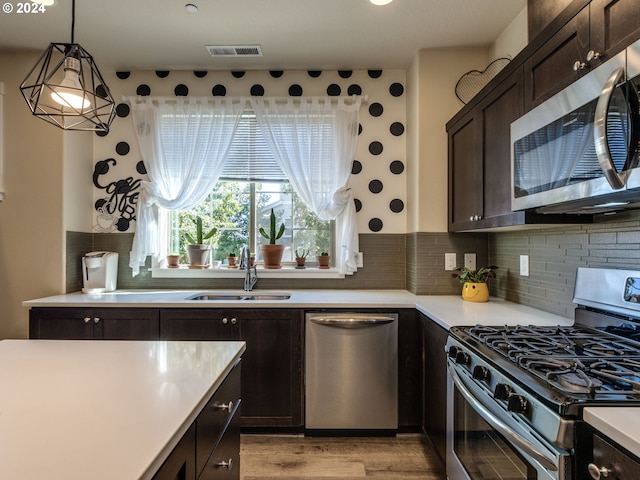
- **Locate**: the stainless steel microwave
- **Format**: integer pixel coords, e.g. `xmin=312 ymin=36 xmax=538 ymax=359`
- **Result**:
xmin=511 ymin=39 xmax=640 ymax=214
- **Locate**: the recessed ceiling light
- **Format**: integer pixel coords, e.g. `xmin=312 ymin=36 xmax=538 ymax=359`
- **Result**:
xmin=369 ymin=0 xmax=393 ymax=5
xmin=185 ymin=3 xmax=198 ymax=13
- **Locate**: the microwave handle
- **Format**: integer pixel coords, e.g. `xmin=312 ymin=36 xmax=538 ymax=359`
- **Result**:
xmin=448 ymin=364 xmax=558 ymax=472
xmin=594 ymin=66 xmax=629 ymax=190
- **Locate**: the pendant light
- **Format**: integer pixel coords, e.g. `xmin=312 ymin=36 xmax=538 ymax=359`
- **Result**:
xmin=20 ymin=0 xmax=115 ymax=132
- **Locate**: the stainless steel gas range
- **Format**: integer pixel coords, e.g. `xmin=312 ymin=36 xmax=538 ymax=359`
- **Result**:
xmin=446 ymin=267 xmax=640 ymax=480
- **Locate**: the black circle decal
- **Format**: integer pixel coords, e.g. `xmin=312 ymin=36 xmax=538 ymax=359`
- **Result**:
xmin=250 ymin=84 xmax=265 ymax=96
xmin=95 ymin=84 xmax=108 ymax=99
xmin=232 ymin=71 xmax=246 ymax=78
xmin=308 ymin=70 xmax=322 ymax=78
xmin=338 ymin=70 xmax=353 ymax=78
xmin=155 ymin=71 xmax=170 ymax=78
xmin=136 ymin=161 xmax=147 ymax=175
xmin=368 ymin=218 xmax=383 ymax=232
xmin=368 ymin=70 xmax=383 ymax=79
xmin=270 ymin=70 xmax=284 ymax=78
xmin=115 ymin=103 xmax=130 ymax=118
xmin=95 ymin=129 xmax=109 ymax=138
xmin=289 ymin=84 xmax=303 ymax=96
xmin=369 ymin=141 xmax=383 ymax=155
xmin=351 ymin=160 xmax=362 ymax=175
xmin=390 ymin=160 xmax=405 ymax=174
xmin=354 ymin=198 xmax=362 ymax=212
xmin=212 ymin=84 xmax=227 ymax=96
xmin=389 ymin=82 xmax=404 ymax=97
xmin=194 ymin=71 xmax=207 ymax=78
xmin=369 ymin=103 xmax=383 ymax=117
xmin=358 ymin=123 xmax=363 ymax=135
xmin=390 ymin=122 xmax=405 ymax=136
xmin=369 ymin=179 xmax=383 ymax=194
xmin=327 ymin=84 xmax=341 ymax=96
xmin=174 ymin=84 xmax=189 ymax=96
xmin=136 ymin=84 xmax=151 ymax=96
xmin=347 ymin=84 xmax=362 ymax=96
xmin=390 ymin=199 xmax=404 ymax=213
xmin=116 ymin=142 xmax=130 ymax=156
xmin=116 ymin=71 xmax=131 ymax=80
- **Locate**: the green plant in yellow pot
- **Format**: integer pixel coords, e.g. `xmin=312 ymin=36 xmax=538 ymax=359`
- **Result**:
xmin=452 ymin=266 xmax=498 ymax=303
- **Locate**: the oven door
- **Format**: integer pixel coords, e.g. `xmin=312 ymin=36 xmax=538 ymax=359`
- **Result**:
xmin=447 ymin=364 xmax=571 ymax=480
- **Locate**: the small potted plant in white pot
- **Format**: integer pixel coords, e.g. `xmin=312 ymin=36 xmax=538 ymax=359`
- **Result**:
xmin=184 ymin=217 xmax=217 ymax=267
xmin=451 ymin=265 xmax=498 ymax=302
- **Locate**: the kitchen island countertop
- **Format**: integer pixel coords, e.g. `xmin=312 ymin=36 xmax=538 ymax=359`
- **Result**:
xmin=23 ymin=289 xmax=574 ymax=330
xmin=0 ymin=339 xmax=245 ymax=480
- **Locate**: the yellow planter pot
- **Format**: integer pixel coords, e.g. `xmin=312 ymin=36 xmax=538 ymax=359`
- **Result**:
xmin=462 ymin=282 xmax=489 ymax=302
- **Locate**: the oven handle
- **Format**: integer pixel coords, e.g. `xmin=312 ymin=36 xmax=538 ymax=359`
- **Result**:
xmin=448 ymin=365 xmax=558 ymax=472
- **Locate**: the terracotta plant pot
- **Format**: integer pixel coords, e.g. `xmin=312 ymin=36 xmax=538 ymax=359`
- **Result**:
xmin=317 ymin=255 xmax=330 ymax=269
xmin=186 ymin=244 xmax=210 ymax=266
xmin=260 ymin=244 xmax=285 ymax=269
xmin=166 ymin=254 xmax=180 ymax=268
xmin=295 ymin=257 xmax=306 ymax=268
xmin=462 ymin=282 xmax=489 ymax=302
xmin=227 ymin=256 xmax=237 ymax=268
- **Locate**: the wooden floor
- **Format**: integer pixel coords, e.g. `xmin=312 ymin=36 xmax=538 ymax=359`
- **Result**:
xmin=240 ymin=434 xmax=446 ymax=480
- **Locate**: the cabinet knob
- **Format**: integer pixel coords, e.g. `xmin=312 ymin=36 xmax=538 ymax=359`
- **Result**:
xmin=587 ymin=463 xmax=611 ymax=479
xmin=83 ymin=317 xmax=92 ymax=324
xmin=222 ymin=317 xmax=228 ymax=324
xmin=573 ymin=60 xmax=587 ymax=71
xmin=212 ymin=401 xmax=233 ymax=412
xmin=93 ymin=317 xmax=101 ymax=324
xmin=214 ymin=458 xmax=233 ymax=470
xmin=231 ymin=317 xmax=237 ymax=325
xmin=586 ymin=50 xmax=602 ymax=62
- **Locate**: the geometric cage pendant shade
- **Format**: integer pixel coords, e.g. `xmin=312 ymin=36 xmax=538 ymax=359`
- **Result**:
xmin=20 ymin=43 xmax=116 ymax=132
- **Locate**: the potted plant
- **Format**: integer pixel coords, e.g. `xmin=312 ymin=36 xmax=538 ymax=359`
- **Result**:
xmin=259 ymin=208 xmax=286 ymax=269
xmin=317 ymin=251 xmax=330 ymax=269
xmin=452 ymin=266 xmax=498 ymax=303
xmin=184 ymin=217 xmax=216 ymax=267
xmin=295 ymin=248 xmax=309 ymax=269
xmin=166 ymin=253 xmax=180 ymax=268
xmin=227 ymin=252 xmax=237 ymax=268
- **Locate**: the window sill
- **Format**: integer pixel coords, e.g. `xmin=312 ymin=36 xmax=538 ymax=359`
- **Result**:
xmin=150 ymin=266 xmax=344 ymax=279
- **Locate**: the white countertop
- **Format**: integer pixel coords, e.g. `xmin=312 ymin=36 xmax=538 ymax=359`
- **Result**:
xmin=583 ymin=407 xmax=640 ymax=458
xmin=0 ymin=339 xmax=245 ymax=480
xmin=23 ymin=289 xmax=574 ymax=330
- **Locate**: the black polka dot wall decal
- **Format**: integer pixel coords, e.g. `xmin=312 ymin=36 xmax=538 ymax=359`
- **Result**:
xmin=358 ymin=124 xmax=363 ymax=135
xmin=212 ymin=84 xmax=227 ymax=96
xmin=136 ymin=161 xmax=147 ymax=175
xmin=368 ymin=70 xmax=383 ymax=79
xmin=174 ymin=84 xmax=189 ymax=96
xmin=354 ymin=198 xmax=362 ymax=212
xmin=194 ymin=71 xmax=208 ymax=78
xmin=390 ymin=160 xmax=405 ymax=174
xmin=116 ymin=218 xmax=130 ymax=231
xmin=116 ymin=142 xmax=130 ymax=156
xmin=347 ymin=84 xmax=362 ymax=96
xmin=250 ymin=84 xmax=265 ymax=96
xmin=389 ymin=82 xmax=404 ymax=97
xmin=232 ymin=71 xmax=246 ymax=78
xmin=116 ymin=71 xmax=131 ymax=80
xmin=95 ymin=84 xmax=108 ymax=99
xmin=115 ymin=103 xmax=130 ymax=118
xmin=390 ymin=199 xmax=404 ymax=213
xmin=369 ymin=179 xmax=383 ymax=194
xmin=155 ymin=71 xmax=170 ymax=78
xmin=289 ymin=84 xmax=303 ymax=96
xmin=136 ymin=84 xmax=151 ymax=96
xmin=390 ymin=122 xmax=405 ymax=136
xmin=369 ymin=141 xmax=383 ymax=155
xmin=327 ymin=84 xmax=341 ymax=96
xmin=369 ymin=218 xmax=383 ymax=232
xmin=95 ymin=198 xmax=107 ymax=210
xmin=369 ymin=103 xmax=383 ymax=117
xmin=95 ymin=129 xmax=109 ymax=138
xmin=308 ymin=70 xmax=322 ymax=78
xmin=338 ymin=70 xmax=353 ymax=78
xmin=270 ymin=70 xmax=284 ymax=78
xmin=352 ymin=160 xmax=362 ymax=174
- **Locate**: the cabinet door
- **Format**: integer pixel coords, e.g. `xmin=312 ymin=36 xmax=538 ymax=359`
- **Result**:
xmin=160 ymin=310 xmax=240 ymax=340
xmin=523 ymin=6 xmax=590 ymax=110
xmin=448 ymin=112 xmax=482 ymax=231
xmin=29 ymin=308 xmax=95 ymax=339
xmin=420 ymin=313 xmax=448 ymax=468
xmin=238 ymin=309 xmax=303 ymax=428
xmin=152 ymin=423 xmax=196 ymax=480
xmin=398 ymin=309 xmax=422 ymax=429
xmin=95 ymin=308 xmax=160 ymax=340
xmin=590 ymin=0 xmax=640 ymax=65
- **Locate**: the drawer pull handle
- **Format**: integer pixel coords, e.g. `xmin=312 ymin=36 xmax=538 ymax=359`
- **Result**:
xmin=83 ymin=317 xmax=91 ymax=324
xmin=212 ymin=401 xmax=233 ymax=412
xmin=214 ymin=458 xmax=233 ymax=470
xmin=93 ymin=317 xmax=101 ymax=324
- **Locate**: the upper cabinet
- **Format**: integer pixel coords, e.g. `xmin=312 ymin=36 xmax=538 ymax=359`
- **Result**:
xmin=524 ymin=0 xmax=640 ymax=110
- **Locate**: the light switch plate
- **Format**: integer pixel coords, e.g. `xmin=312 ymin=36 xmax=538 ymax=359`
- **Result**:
xmin=520 ymin=255 xmax=529 ymax=277
xmin=464 ymin=253 xmax=476 ymax=271
xmin=445 ymin=253 xmax=456 ymax=271
xmin=356 ymin=252 xmax=364 ymax=268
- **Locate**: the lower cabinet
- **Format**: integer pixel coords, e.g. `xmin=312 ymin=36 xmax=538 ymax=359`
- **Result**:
xmin=397 ymin=309 xmax=423 ymax=430
xmin=153 ymin=362 xmax=241 ymax=480
xmin=420 ymin=312 xmax=448 ymax=467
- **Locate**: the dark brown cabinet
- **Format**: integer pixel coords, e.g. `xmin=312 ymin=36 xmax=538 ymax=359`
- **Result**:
xmin=397 ymin=309 xmax=423 ymax=430
xmin=420 ymin=313 xmax=449 ymax=468
xmin=29 ymin=307 xmax=160 ymax=340
xmin=160 ymin=308 xmax=303 ymax=430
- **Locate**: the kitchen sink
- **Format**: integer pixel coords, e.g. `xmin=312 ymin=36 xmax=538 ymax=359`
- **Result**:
xmin=187 ymin=292 xmax=291 ymax=301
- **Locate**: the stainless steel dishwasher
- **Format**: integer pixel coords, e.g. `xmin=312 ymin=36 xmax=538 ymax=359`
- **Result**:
xmin=305 ymin=312 xmax=398 ymax=433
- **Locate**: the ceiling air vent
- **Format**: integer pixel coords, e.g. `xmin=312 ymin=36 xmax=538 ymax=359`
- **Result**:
xmin=206 ymin=45 xmax=263 ymax=57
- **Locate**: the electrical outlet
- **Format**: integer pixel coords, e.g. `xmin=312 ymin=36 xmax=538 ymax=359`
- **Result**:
xmin=356 ymin=252 xmax=364 ymax=268
xmin=520 ymin=255 xmax=529 ymax=277
xmin=464 ymin=253 xmax=476 ymax=271
xmin=445 ymin=253 xmax=456 ymax=271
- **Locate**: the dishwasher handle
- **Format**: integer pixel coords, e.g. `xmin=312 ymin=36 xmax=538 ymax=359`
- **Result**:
xmin=309 ymin=314 xmax=396 ymax=329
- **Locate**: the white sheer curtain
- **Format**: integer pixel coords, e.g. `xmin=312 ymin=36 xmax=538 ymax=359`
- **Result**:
xmin=127 ymin=97 xmax=246 ymax=276
xmin=251 ymin=96 xmax=362 ymax=274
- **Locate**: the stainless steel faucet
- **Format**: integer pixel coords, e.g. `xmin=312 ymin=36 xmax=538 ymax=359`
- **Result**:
xmin=240 ymin=245 xmax=258 ymax=291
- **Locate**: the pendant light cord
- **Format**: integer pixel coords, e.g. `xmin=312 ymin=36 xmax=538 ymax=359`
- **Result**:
xmin=71 ymin=0 xmax=75 ymax=44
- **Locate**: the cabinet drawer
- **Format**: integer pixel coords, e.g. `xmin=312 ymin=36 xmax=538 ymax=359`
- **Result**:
xmin=199 ymin=407 xmax=241 ymax=480
xmin=196 ymin=362 xmax=241 ymax=476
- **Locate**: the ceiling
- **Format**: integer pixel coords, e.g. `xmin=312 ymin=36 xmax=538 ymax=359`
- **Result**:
xmin=0 ymin=0 xmax=526 ymax=71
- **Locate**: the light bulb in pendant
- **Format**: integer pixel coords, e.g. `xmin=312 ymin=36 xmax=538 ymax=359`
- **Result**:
xmin=50 ymin=56 xmax=91 ymax=110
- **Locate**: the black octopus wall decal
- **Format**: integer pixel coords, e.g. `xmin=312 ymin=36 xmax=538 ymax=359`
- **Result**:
xmin=93 ymin=158 xmax=142 ymax=232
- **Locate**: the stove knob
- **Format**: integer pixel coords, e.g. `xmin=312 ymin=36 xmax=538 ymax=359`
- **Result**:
xmin=494 ymin=383 xmax=513 ymax=400
xmin=447 ymin=346 xmax=459 ymax=359
xmin=587 ymin=463 xmax=611 ymax=479
xmin=455 ymin=351 xmax=471 ymax=366
xmin=472 ymin=365 xmax=490 ymax=382
xmin=507 ymin=394 xmax=528 ymax=414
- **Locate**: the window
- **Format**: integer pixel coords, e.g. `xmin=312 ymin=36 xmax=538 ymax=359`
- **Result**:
xmin=169 ymin=111 xmax=334 ymax=265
